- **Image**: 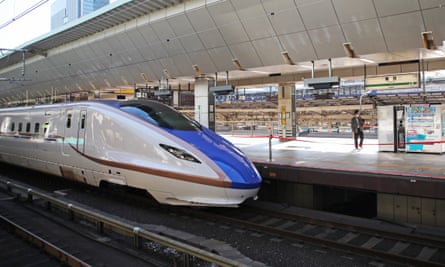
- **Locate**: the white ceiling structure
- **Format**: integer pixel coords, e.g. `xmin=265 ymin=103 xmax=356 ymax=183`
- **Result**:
xmin=1 ymin=0 xmax=445 ymax=103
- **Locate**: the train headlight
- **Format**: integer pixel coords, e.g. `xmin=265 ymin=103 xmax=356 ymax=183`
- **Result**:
xmin=160 ymin=144 xmax=201 ymax=163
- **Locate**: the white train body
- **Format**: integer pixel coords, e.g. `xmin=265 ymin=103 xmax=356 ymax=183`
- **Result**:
xmin=0 ymin=100 xmax=261 ymax=207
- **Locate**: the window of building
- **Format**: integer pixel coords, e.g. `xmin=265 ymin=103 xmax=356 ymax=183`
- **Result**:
xmin=26 ymin=122 xmax=31 ymax=133
xmin=18 ymin=122 xmax=23 ymax=132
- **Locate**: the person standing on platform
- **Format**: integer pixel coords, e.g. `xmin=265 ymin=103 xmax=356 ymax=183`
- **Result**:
xmin=351 ymin=109 xmax=364 ymax=151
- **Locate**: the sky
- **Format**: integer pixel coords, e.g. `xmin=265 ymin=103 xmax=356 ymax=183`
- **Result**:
xmin=0 ymin=0 xmax=117 ymax=50
xmin=0 ymin=0 xmax=52 ymax=49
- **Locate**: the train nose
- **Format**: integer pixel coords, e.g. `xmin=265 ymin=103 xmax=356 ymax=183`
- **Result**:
xmin=214 ymin=159 xmax=262 ymax=189
xmin=165 ymin=128 xmax=262 ymax=190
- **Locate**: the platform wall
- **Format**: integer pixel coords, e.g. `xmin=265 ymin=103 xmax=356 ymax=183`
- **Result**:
xmin=378 ymin=193 xmax=445 ymax=227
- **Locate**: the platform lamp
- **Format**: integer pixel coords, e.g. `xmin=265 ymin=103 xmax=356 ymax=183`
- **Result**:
xmin=343 ymin=42 xmax=358 ymax=58
xmin=232 ymin=58 xmax=245 ymax=71
xmin=192 ymin=64 xmax=201 ymax=77
xmin=281 ymin=51 xmax=295 ymax=65
xmin=162 ymin=69 xmax=173 ymax=80
xmin=421 ymin=31 xmax=436 ymax=50
xmin=140 ymin=73 xmax=150 ymax=83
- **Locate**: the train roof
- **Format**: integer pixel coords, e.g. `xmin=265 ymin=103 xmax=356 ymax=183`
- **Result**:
xmin=0 ymin=99 xmax=168 ymax=112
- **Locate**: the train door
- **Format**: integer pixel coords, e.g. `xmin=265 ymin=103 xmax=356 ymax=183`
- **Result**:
xmin=77 ymin=109 xmax=87 ymax=153
xmin=62 ymin=109 xmax=82 ymax=156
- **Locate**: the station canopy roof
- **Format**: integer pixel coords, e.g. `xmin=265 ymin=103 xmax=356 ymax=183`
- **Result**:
xmin=0 ymin=0 xmax=445 ymax=104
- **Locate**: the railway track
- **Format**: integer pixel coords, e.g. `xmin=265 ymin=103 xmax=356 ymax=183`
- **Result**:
xmin=2 ymin=164 xmax=444 ymax=266
xmin=0 ymin=190 xmax=86 ymax=267
xmin=187 ymin=202 xmax=445 ymax=267
xmin=0 ymin=186 xmax=176 ymax=267
xmin=0 ymin=179 xmax=252 ymax=267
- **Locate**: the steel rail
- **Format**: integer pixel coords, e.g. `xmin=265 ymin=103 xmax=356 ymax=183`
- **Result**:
xmin=0 ymin=179 xmax=248 ymax=267
xmin=0 ymin=214 xmax=91 ymax=267
xmin=186 ymin=208 xmax=445 ymax=267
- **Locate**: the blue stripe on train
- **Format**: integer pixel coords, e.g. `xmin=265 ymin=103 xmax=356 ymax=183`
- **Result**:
xmin=166 ymin=128 xmax=261 ymax=190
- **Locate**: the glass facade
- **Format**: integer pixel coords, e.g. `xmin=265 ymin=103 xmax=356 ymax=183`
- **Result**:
xmin=51 ymin=0 xmax=109 ymax=29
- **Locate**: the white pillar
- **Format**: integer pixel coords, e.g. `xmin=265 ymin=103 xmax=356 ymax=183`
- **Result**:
xmin=278 ymin=83 xmax=296 ymax=139
xmin=172 ymin=90 xmax=179 ymax=107
xmin=194 ymin=79 xmax=211 ymax=128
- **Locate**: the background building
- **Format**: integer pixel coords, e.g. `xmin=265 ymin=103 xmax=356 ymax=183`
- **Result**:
xmin=51 ymin=0 xmax=109 ymax=29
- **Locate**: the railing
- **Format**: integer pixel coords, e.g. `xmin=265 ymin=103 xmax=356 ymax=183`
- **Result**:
xmin=215 ymin=121 xmax=377 ymax=138
xmin=0 ymin=179 xmax=249 ymax=267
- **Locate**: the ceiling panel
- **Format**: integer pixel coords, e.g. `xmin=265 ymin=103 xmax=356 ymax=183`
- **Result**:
xmin=151 ymin=20 xmax=176 ymax=43
xmin=125 ymin=27 xmax=148 ymax=47
xmin=373 ymin=0 xmax=420 ymax=17
xmin=279 ymin=31 xmax=317 ymax=61
xmin=115 ymin=33 xmax=144 ymax=65
xmin=147 ymin=60 xmax=166 ymax=79
xmin=307 ymin=25 xmax=346 ymax=59
xmin=232 ymin=0 xmax=275 ymax=40
xmin=332 ymin=0 xmax=376 ymax=23
xmin=197 ymin=29 xmax=226 ymax=49
xmin=216 ymin=23 xmax=250 ymax=45
xmin=342 ymin=19 xmax=386 ymax=55
xmin=229 ymin=42 xmax=262 ymax=68
xmin=240 ymin=13 xmax=275 ymax=41
xmin=207 ymin=0 xmax=237 ymax=26
xmin=186 ymin=5 xmax=215 ymax=32
xmin=207 ymin=1 xmax=249 ymax=45
xmin=230 ymin=0 xmax=262 ymax=18
xmin=297 ymin=0 xmax=338 ymax=30
xmin=422 ymin=6 xmax=445 ymax=46
xmin=75 ymin=44 xmax=103 ymax=72
xmin=187 ymin=50 xmax=216 ymax=75
xmin=117 ymin=31 xmax=139 ymax=52
xmin=379 ymin=12 xmax=425 ymax=52
xmin=89 ymin=38 xmax=114 ymax=65
xmin=251 ymin=37 xmax=283 ymax=66
xmin=134 ymin=38 xmax=167 ymax=61
xmin=162 ymin=38 xmax=186 ymax=57
xmin=263 ymin=0 xmax=305 ymax=35
xmin=207 ymin=46 xmax=236 ymax=72
xmin=419 ymin=0 xmax=445 ymax=9
xmin=167 ymin=54 xmax=193 ymax=77
xmin=66 ymin=50 xmax=94 ymax=79
xmin=45 ymin=58 xmax=67 ymax=79
xmin=1 ymin=0 xmax=445 ymax=103
xmin=137 ymin=24 xmax=162 ymax=45
xmin=167 ymin=13 xmax=194 ymax=36
xmin=105 ymin=32 xmax=126 ymax=58
xmin=178 ymin=33 xmax=205 ymax=53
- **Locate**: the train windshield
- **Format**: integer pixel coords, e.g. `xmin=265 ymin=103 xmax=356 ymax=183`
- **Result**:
xmin=120 ymin=102 xmax=201 ymax=131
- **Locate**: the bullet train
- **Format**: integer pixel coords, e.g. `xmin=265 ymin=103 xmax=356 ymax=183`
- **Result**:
xmin=0 ymin=100 xmax=262 ymax=207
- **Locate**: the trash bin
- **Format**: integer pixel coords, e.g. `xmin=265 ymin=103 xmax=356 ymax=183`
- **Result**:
xmin=407 ymin=134 xmax=426 ymax=151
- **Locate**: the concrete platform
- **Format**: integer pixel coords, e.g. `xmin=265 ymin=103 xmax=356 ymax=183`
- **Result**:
xmin=224 ymin=135 xmax=445 ymax=200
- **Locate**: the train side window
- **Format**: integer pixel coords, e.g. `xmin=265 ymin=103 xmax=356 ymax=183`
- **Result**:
xmin=43 ymin=122 xmax=49 ymax=134
xmin=66 ymin=114 xmax=72 ymax=128
xmin=18 ymin=122 xmax=23 ymax=132
xmin=10 ymin=122 xmax=15 ymax=132
xmin=26 ymin=122 xmax=31 ymax=133
xmin=34 ymin=123 xmax=40 ymax=133
xmin=80 ymin=113 xmax=86 ymax=129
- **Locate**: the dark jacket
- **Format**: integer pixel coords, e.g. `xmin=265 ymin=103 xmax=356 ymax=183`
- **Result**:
xmin=351 ymin=116 xmax=363 ymax=133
